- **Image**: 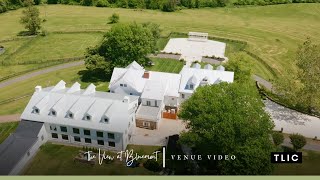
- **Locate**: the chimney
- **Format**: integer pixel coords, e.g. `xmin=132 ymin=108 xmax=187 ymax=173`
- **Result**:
xmin=143 ymin=71 xmax=150 ymax=79
xmin=35 ymin=86 xmax=42 ymax=92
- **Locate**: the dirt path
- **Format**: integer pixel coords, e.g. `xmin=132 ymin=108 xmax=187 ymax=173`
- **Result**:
xmin=0 ymin=61 xmax=84 ymax=89
xmin=0 ymin=114 xmax=20 ymax=123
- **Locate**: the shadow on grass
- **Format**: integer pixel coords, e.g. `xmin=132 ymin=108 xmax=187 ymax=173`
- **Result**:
xmin=78 ymin=69 xmax=111 ymax=83
xmin=17 ymin=31 xmax=37 ymax=36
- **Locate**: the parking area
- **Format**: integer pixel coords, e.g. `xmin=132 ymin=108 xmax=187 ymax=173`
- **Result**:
xmin=129 ymin=118 xmax=188 ymax=146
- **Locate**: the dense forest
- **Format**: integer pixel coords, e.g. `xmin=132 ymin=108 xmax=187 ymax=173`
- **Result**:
xmin=1 ymin=0 xmax=320 ymax=13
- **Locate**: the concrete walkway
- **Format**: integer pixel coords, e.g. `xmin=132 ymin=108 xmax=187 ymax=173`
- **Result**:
xmin=0 ymin=114 xmax=21 ymax=123
xmin=0 ymin=61 xmax=84 ymax=89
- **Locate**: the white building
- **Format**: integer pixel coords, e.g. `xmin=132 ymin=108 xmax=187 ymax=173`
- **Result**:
xmin=21 ymin=80 xmax=139 ymax=151
xmin=109 ymin=61 xmax=234 ymax=129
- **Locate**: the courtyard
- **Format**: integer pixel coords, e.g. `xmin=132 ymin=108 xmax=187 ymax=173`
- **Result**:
xmin=130 ymin=118 xmax=188 ymax=146
xmin=162 ymin=38 xmax=227 ymax=66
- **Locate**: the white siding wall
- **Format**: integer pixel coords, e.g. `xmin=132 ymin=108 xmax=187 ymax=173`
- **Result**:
xmin=45 ymin=123 xmax=125 ymax=151
xmin=10 ymin=125 xmax=48 ymax=175
xmin=164 ymin=96 xmax=178 ymax=107
xmin=141 ymin=98 xmax=162 ymax=107
xmin=179 ymin=93 xmax=193 ymax=104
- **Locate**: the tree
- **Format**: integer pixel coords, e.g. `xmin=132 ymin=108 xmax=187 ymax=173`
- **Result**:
xmin=272 ymin=132 xmax=284 ymax=146
xmin=296 ymin=38 xmax=320 ymax=113
xmin=20 ymin=0 xmax=41 ymax=35
xmin=84 ymin=22 xmax=160 ymax=74
xmin=225 ymin=53 xmax=253 ymax=83
xmin=108 ymin=13 xmax=119 ymax=24
xmin=289 ymin=134 xmax=306 ymax=151
xmin=178 ymin=83 xmax=275 ymax=175
xmin=162 ymin=0 xmax=176 ymax=12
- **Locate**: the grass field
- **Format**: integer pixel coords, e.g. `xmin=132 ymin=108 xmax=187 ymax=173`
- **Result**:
xmin=273 ymin=150 xmax=320 ymax=175
xmin=1 ymin=4 xmax=320 ymax=81
xmin=0 ymin=32 xmax=103 ymax=79
xmin=0 ymin=122 xmax=19 ymax=143
xmin=23 ymin=143 xmax=158 ymax=175
xmin=146 ymin=58 xmax=184 ymax=73
xmin=0 ymin=58 xmax=183 ymax=115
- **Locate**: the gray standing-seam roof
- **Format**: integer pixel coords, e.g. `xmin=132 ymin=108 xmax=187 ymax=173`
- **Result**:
xmin=136 ymin=106 xmax=161 ymax=122
xmin=0 ymin=120 xmax=43 ymax=175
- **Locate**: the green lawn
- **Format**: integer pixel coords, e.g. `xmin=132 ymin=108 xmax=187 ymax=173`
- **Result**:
xmin=1 ymin=4 xmax=319 ymax=80
xmin=0 ymin=64 xmax=109 ymax=115
xmin=273 ymin=150 xmax=320 ymax=175
xmin=0 ymin=32 xmax=103 ymax=79
xmin=23 ymin=143 xmax=157 ymax=175
xmin=0 ymin=122 xmax=19 ymax=143
xmin=147 ymin=57 xmax=184 ymax=73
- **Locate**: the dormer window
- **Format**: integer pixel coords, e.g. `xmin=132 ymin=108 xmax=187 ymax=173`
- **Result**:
xmin=190 ymin=84 xmax=194 ymax=90
xmin=68 ymin=113 xmax=73 ymax=119
xmin=85 ymin=115 xmax=91 ymax=121
xmin=102 ymin=117 xmax=109 ymax=123
xmin=34 ymin=108 xmax=40 ymax=114
xmin=120 ymin=84 xmax=123 ymax=87
xmin=124 ymin=84 xmax=127 ymax=87
xmin=51 ymin=110 xmax=56 ymax=116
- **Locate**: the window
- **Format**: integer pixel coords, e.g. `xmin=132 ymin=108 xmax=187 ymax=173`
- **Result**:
xmin=155 ymin=101 xmax=158 ymax=107
xmin=50 ymin=125 xmax=57 ymax=131
xmin=51 ymin=110 xmax=56 ymax=116
xmin=128 ymin=122 xmax=130 ymax=128
xmin=130 ymin=93 xmax=133 ymax=95
xmin=51 ymin=133 xmax=58 ymax=139
xmin=190 ymin=84 xmax=194 ymax=89
xmin=84 ymin=129 xmax=91 ymax=136
xmin=143 ymin=121 xmax=150 ymax=127
xmin=60 ymin=126 xmax=67 ymax=132
xmin=85 ymin=115 xmax=91 ymax=121
xmin=68 ymin=113 xmax=73 ymax=119
xmin=120 ymin=84 xmax=123 ymax=87
xmin=146 ymin=101 xmax=151 ymax=106
xmin=103 ymin=117 xmax=109 ymax=123
xmin=124 ymin=84 xmax=127 ymax=87
xmin=182 ymin=94 xmax=185 ymax=99
xmin=108 ymin=141 xmax=115 ymax=147
xmin=85 ymin=138 xmax=91 ymax=144
xmin=96 ymin=131 xmax=103 ymax=138
xmin=172 ymin=98 xmax=174 ymax=100
xmin=132 ymin=117 xmax=134 ymax=122
xmin=34 ymin=108 xmax=39 ymax=114
xmin=27 ymin=151 xmax=30 ymax=156
xmin=73 ymin=128 xmax=80 ymax=134
xmin=74 ymin=136 xmax=81 ymax=142
xmin=108 ymin=133 xmax=115 ymax=139
xmin=185 ymin=85 xmax=189 ymax=89
xmin=41 ymin=135 xmax=44 ymax=141
xmin=62 ymin=134 xmax=69 ymax=140
xmin=97 ymin=140 xmax=104 ymax=145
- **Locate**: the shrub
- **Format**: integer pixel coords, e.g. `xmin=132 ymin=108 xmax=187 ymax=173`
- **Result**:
xmin=143 ymin=159 xmax=162 ymax=172
xmin=96 ymin=0 xmax=109 ymax=7
xmin=272 ymin=132 xmax=284 ymax=146
xmin=0 ymin=0 xmax=8 ymax=13
xmin=80 ymin=0 xmax=93 ymax=6
xmin=289 ymin=133 xmax=307 ymax=151
xmin=108 ymin=13 xmax=119 ymax=24
xmin=40 ymin=28 xmax=48 ymax=36
xmin=47 ymin=0 xmax=59 ymax=4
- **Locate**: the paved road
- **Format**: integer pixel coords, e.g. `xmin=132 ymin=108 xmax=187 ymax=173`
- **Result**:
xmin=253 ymin=75 xmax=273 ymax=91
xmin=264 ymin=99 xmax=320 ymax=139
xmin=0 ymin=61 xmax=84 ymax=89
xmin=0 ymin=114 xmax=20 ymax=123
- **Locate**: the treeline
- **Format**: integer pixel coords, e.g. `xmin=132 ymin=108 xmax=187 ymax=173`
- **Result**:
xmin=1 ymin=0 xmax=320 ymax=13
